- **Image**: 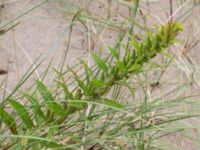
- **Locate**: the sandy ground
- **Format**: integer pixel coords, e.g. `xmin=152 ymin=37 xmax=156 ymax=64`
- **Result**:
xmin=0 ymin=0 xmax=200 ymax=149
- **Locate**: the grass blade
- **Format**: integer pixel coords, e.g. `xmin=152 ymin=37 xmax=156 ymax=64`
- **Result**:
xmin=92 ymin=53 xmax=107 ymax=72
xmin=98 ymin=98 xmax=124 ymax=110
xmin=8 ymin=99 xmax=34 ymax=130
xmin=35 ymin=80 xmax=64 ymax=116
xmin=0 ymin=106 xmax=18 ymax=134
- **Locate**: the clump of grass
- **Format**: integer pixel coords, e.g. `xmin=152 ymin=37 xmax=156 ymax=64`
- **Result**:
xmin=0 ymin=21 xmax=185 ymax=149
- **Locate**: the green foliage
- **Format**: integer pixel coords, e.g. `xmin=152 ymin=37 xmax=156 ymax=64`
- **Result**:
xmin=8 ymin=99 xmax=34 ymax=130
xmin=36 ymin=80 xmax=65 ymax=116
xmin=92 ymin=53 xmax=108 ymax=72
xmin=0 ymin=106 xmax=18 ymax=134
xmin=0 ymin=21 xmax=184 ymax=149
xmin=98 ymin=98 xmax=124 ymax=110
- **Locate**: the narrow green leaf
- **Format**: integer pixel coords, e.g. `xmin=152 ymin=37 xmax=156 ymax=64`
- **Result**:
xmin=74 ymin=89 xmax=82 ymax=100
xmin=35 ymin=80 xmax=64 ymax=116
xmin=173 ymin=21 xmax=183 ymax=32
xmin=97 ymin=98 xmax=124 ymax=110
xmin=117 ymin=61 xmax=127 ymax=72
xmin=57 ymin=81 xmax=73 ymax=99
xmin=91 ymin=53 xmax=107 ymax=72
xmin=68 ymin=67 xmax=89 ymax=96
xmin=129 ymin=63 xmax=142 ymax=72
xmin=24 ymin=94 xmax=45 ymax=120
xmin=91 ymin=79 xmax=105 ymax=87
xmin=40 ymin=141 xmax=62 ymax=149
xmin=129 ymin=35 xmax=141 ymax=51
xmin=0 ymin=106 xmax=18 ymax=134
xmin=31 ymin=142 xmax=40 ymax=150
xmin=80 ymin=60 xmax=94 ymax=83
xmin=123 ymin=44 xmax=131 ymax=61
xmin=8 ymin=99 xmax=34 ymax=130
xmin=109 ymin=47 xmax=119 ymax=60
xmin=68 ymin=101 xmax=85 ymax=109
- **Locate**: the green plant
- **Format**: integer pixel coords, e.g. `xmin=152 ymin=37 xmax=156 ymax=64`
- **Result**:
xmin=0 ymin=21 xmax=186 ymax=149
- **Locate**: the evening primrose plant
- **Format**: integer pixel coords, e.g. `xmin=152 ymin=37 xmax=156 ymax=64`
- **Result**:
xmin=0 ymin=21 xmax=185 ymax=149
